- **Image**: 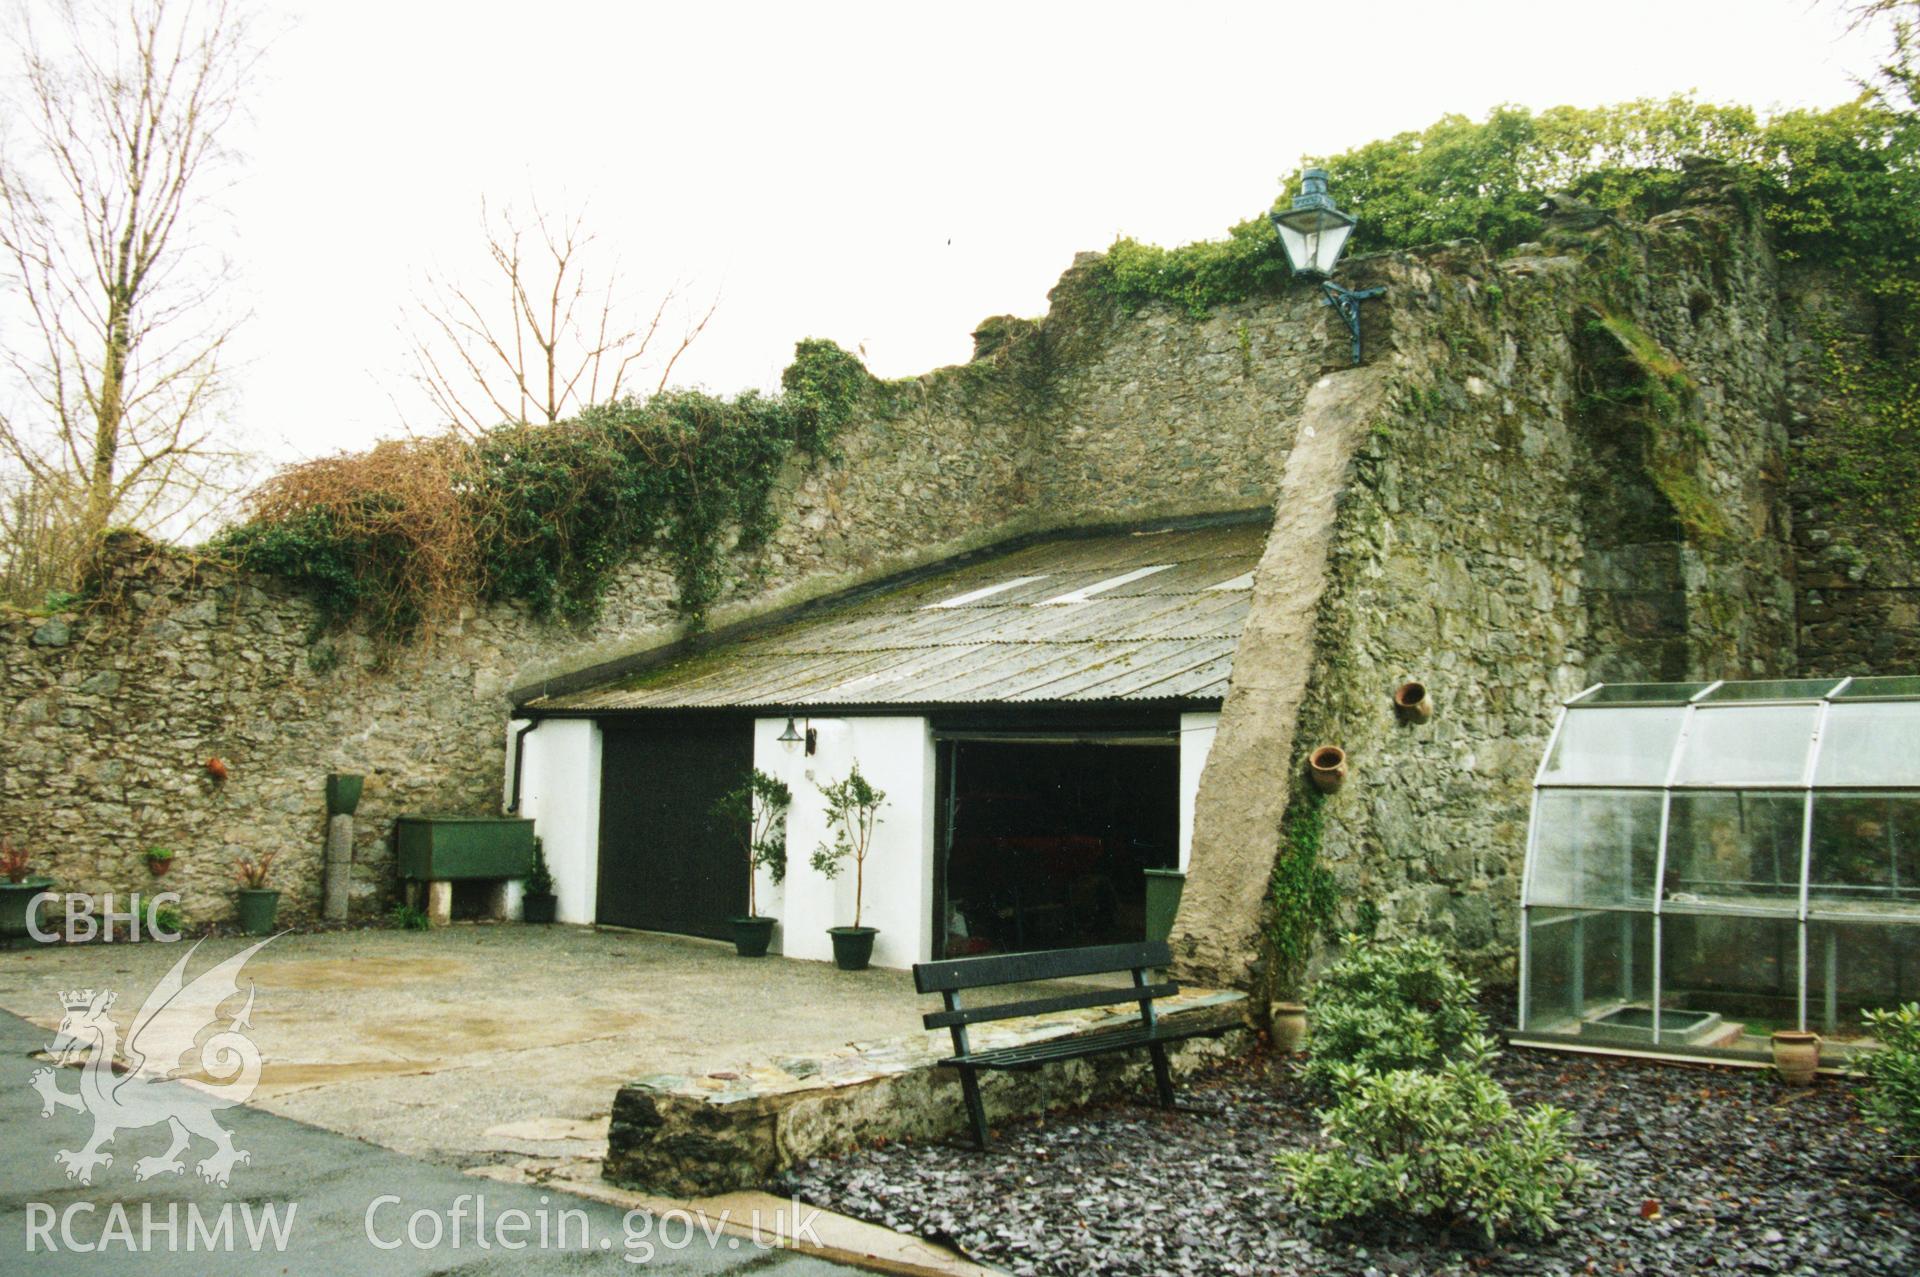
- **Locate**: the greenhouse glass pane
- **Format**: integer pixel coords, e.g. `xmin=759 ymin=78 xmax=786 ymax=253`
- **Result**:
xmin=1808 ymin=794 xmax=1920 ymax=917
xmin=1660 ymin=913 xmax=1798 ymax=1045
xmin=1539 ymin=707 xmax=1685 ymax=785
xmin=1524 ymin=908 xmax=1653 ymax=1036
xmin=1698 ymin=678 xmax=1845 ymax=703
xmin=1672 ymin=705 xmax=1817 ymax=785
xmin=1807 ymin=921 xmax=1920 ymax=1043
xmin=1575 ymin=682 xmax=1710 ymax=706
xmin=1834 ymin=676 xmax=1920 ymax=700
xmin=1814 ymin=703 xmax=1920 ymax=788
xmin=1526 ymin=790 xmax=1662 ymax=907
xmin=1662 ymin=791 xmax=1803 ymax=914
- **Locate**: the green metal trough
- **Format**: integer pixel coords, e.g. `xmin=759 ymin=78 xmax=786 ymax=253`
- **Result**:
xmin=395 ymin=816 xmax=536 ymax=881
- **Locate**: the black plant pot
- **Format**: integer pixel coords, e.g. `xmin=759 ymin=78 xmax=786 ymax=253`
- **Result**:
xmin=828 ymin=925 xmax=878 ymax=971
xmin=730 ymin=915 xmax=775 ymax=958
xmin=522 ymin=892 xmax=557 ymax=924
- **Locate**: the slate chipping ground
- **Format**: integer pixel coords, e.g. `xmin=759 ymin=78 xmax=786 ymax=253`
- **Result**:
xmin=781 ymin=1047 xmax=1920 ymax=1277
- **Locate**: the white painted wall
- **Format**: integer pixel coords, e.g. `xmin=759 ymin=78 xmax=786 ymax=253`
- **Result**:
xmin=507 ymin=717 xmax=602 ymax=924
xmin=1178 ymin=712 xmax=1221 ymax=874
xmin=755 ymin=715 xmax=936 ymax=970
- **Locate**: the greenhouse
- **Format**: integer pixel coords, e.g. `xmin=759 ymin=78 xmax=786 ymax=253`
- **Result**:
xmin=1515 ymin=676 xmax=1920 ymax=1061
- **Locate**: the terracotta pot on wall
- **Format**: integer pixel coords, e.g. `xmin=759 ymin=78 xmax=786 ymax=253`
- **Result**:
xmin=1771 ymin=1030 xmax=1820 ymax=1085
xmin=1308 ymin=746 xmax=1347 ymax=794
xmin=1394 ymin=680 xmax=1434 ymax=723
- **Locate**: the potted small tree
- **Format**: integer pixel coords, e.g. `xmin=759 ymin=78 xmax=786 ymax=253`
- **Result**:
xmin=1 ymin=836 xmax=53 ymax=943
xmin=145 ymin=846 xmax=177 ymax=877
xmin=712 ymin=769 xmax=792 ymax=957
xmin=233 ymin=851 xmax=280 ymax=935
xmin=811 ymin=763 xmax=887 ymax=971
xmin=522 ymin=839 xmax=557 ymax=924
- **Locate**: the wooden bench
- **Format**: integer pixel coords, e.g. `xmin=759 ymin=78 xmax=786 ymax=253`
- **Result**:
xmin=912 ymin=940 xmax=1228 ymax=1149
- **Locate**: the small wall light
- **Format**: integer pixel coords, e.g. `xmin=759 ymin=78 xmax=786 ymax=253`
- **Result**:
xmin=778 ymin=718 xmax=802 ymax=747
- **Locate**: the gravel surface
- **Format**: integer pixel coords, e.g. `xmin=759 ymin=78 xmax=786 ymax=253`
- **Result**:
xmin=780 ymin=1048 xmax=1920 ymax=1276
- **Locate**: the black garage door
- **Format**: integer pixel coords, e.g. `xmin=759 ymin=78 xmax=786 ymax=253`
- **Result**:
xmin=597 ymin=717 xmax=751 ymax=939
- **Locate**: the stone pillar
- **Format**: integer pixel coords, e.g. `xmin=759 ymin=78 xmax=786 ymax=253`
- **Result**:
xmin=323 ymin=813 xmax=353 ymax=922
xmin=1170 ymin=367 xmax=1391 ymax=990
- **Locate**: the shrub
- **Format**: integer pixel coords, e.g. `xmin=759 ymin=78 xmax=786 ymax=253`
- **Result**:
xmin=1859 ymin=1002 xmax=1920 ymax=1151
xmin=1278 ymin=1044 xmax=1589 ymax=1241
xmin=525 ymin=840 xmax=554 ymax=897
xmin=1304 ymin=934 xmax=1487 ymax=1089
xmin=389 ymin=904 xmax=432 ymax=932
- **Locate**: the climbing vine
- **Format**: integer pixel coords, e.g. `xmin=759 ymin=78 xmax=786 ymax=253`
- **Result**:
xmin=218 ymin=339 xmax=870 ymax=639
xmin=1268 ymin=787 xmax=1340 ymax=995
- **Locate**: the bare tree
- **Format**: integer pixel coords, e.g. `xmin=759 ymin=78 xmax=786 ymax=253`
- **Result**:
xmin=0 ymin=0 xmax=258 ymax=602
xmin=404 ymin=198 xmax=714 ymax=434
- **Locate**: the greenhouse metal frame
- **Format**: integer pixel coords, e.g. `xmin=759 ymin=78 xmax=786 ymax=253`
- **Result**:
xmin=1516 ymin=675 xmax=1920 ymax=1060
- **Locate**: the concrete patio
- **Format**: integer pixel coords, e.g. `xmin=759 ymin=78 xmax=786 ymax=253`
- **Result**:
xmin=0 ymin=924 xmax=1245 ymax=1182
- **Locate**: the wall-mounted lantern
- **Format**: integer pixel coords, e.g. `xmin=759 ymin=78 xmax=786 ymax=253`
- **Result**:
xmin=777 ymin=716 xmax=818 ymax=756
xmin=1269 ymin=168 xmax=1385 ymax=364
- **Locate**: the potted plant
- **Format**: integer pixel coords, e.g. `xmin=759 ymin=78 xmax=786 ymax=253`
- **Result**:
xmin=712 ymin=769 xmax=792 ymax=957
xmin=233 ymin=851 xmax=280 ymax=935
xmin=811 ymin=763 xmax=888 ymax=971
xmin=0 ymin=836 xmax=53 ymax=943
xmin=522 ymin=839 xmax=557 ymax=924
xmin=144 ymin=846 xmax=176 ymax=877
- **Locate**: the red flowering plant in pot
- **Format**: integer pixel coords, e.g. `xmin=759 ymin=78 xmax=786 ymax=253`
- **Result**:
xmin=0 ymin=835 xmax=54 ymax=943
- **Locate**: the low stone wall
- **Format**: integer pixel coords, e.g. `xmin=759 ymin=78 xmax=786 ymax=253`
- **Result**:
xmin=604 ymin=991 xmax=1250 ymax=1196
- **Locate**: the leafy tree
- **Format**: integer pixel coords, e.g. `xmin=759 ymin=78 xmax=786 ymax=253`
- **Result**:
xmin=711 ymin=768 xmax=792 ymax=919
xmin=810 ymin=763 xmax=887 ymax=929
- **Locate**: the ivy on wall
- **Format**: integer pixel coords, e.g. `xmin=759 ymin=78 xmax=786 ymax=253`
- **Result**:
xmin=217 ymin=340 xmax=870 ymax=639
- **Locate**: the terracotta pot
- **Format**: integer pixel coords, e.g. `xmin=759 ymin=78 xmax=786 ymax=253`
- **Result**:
xmin=1394 ymin=680 xmax=1434 ymax=723
xmin=1308 ymin=746 xmax=1347 ymax=794
xmin=1270 ymin=1001 xmax=1308 ymax=1053
xmin=1771 ymin=1029 xmax=1820 ymax=1085
xmin=146 ymin=857 xmax=173 ymax=877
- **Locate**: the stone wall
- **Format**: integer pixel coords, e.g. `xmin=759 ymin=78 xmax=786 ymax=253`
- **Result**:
xmin=1175 ymin=179 xmax=1802 ymax=989
xmin=1780 ymin=269 xmax=1920 ymax=676
xmin=0 ymin=259 xmax=1332 ymax=927
xmin=2 ymin=165 xmax=1900 ymax=975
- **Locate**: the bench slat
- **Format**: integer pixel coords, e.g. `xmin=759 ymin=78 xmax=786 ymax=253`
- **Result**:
xmin=922 ymin=981 xmax=1179 ymax=1029
xmin=913 ymin=941 xmax=1171 ymax=993
xmin=941 ymin=1018 xmax=1228 ymax=1071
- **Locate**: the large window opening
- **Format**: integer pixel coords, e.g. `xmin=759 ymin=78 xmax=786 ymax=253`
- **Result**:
xmin=936 ymin=736 xmax=1179 ymax=958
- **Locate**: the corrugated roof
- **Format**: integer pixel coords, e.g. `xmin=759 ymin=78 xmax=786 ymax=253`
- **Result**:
xmin=528 ymin=520 xmax=1267 ymax=712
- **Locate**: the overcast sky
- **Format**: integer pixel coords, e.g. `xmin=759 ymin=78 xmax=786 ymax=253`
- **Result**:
xmin=212 ymin=1 xmax=1885 ymax=462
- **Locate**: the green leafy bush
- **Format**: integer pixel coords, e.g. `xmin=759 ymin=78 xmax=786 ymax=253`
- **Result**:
xmin=1092 ymin=94 xmax=1919 ymax=313
xmin=1277 ymin=1044 xmax=1590 ymax=1241
xmin=1304 ymin=934 xmax=1487 ymax=1088
xmin=1859 ymin=1002 xmax=1920 ymax=1150
xmin=388 ymin=904 xmax=432 ymax=932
